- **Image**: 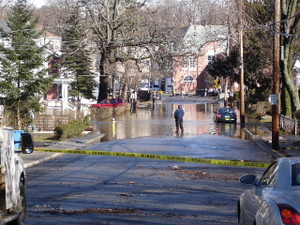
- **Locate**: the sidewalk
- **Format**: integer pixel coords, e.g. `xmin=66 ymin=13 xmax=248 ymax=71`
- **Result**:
xmin=278 ymin=134 xmax=300 ymax=157
xmin=22 ymin=132 xmax=104 ymax=168
xmin=244 ymin=127 xmax=300 ymax=158
xmin=214 ymin=95 xmax=300 ymax=159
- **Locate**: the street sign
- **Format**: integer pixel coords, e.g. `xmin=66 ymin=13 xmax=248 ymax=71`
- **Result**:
xmin=270 ymin=94 xmax=278 ymax=105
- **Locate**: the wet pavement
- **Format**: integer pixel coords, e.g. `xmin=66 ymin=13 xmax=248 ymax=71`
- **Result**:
xmin=21 ymin=95 xmax=300 ymax=168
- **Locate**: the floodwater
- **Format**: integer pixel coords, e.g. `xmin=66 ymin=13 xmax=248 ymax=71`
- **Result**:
xmin=92 ymin=100 xmax=256 ymax=142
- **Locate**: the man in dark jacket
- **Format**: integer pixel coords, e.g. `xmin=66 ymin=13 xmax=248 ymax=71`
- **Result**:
xmin=174 ymin=105 xmax=184 ymax=133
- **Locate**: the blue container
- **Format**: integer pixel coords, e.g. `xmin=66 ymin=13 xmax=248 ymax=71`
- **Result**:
xmin=14 ymin=130 xmax=24 ymax=150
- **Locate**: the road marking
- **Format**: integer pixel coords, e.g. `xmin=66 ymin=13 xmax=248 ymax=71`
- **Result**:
xmin=35 ymin=148 xmax=271 ymax=168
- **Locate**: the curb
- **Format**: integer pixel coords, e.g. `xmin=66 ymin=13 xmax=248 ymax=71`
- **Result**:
xmin=244 ymin=128 xmax=287 ymax=159
xmin=70 ymin=132 xmax=105 ymax=145
xmin=23 ymin=132 xmax=106 ymax=168
xmin=24 ymin=153 xmax=62 ymax=168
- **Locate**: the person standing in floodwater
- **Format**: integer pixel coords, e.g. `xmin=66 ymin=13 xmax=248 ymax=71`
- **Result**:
xmin=174 ymin=105 xmax=184 ymax=133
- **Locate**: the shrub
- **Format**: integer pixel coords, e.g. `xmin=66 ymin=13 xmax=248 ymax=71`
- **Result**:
xmin=54 ymin=119 xmax=86 ymax=140
xmin=83 ymin=115 xmax=91 ymax=126
xmin=90 ymin=104 xmax=131 ymax=121
xmin=248 ymin=101 xmax=271 ymax=119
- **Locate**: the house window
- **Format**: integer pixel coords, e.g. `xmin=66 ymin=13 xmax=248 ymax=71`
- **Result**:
xmin=0 ymin=36 xmax=10 ymax=48
xmin=182 ymin=57 xmax=188 ymax=68
xmin=183 ymin=56 xmax=196 ymax=68
xmin=0 ymin=36 xmax=4 ymax=46
xmin=190 ymin=56 xmax=195 ymax=68
xmin=208 ymin=55 xmax=215 ymax=64
xmin=183 ymin=75 xmax=194 ymax=83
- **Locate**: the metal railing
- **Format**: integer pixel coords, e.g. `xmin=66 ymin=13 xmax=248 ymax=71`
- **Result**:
xmin=280 ymin=114 xmax=297 ymax=135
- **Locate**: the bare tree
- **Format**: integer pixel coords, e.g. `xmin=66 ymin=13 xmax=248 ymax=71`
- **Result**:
xmin=0 ymin=0 xmax=13 ymax=19
xmin=80 ymin=0 xmax=231 ymax=101
xmin=178 ymin=0 xmax=228 ymax=25
xmin=78 ymin=0 xmax=152 ymax=102
xmin=33 ymin=0 xmax=74 ymax=36
xmin=32 ymin=0 xmax=238 ymax=102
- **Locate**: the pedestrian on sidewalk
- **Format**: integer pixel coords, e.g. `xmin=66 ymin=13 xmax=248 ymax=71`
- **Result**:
xmin=174 ymin=105 xmax=184 ymax=133
xmin=152 ymin=93 xmax=156 ymax=104
xmin=28 ymin=110 xmax=35 ymax=132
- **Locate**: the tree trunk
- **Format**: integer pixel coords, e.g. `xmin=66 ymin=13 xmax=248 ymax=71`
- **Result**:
xmin=280 ymin=0 xmax=300 ymax=116
xmin=281 ymin=50 xmax=300 ymax=115
xmin=97 ymin=51 xmax=108 ymax=102
xmin=281 ymin=87 xmax=292 ymax=116
xmin=17 ymin=100 xmax=21 ymax=130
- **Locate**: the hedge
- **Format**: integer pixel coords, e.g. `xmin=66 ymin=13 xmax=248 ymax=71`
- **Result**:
xmin=54 ymin=119 xmax=86 ymax=140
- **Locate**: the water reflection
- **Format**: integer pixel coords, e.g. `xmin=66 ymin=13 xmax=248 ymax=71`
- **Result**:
xmin=93 ymin=102 xmax=243 ymax=142
xmin=214 ymin=124 xmax=238 ymax=137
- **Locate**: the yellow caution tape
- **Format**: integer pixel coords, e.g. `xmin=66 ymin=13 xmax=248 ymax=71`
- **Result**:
xmin=35 ymin=148 xmax=271 ymax=168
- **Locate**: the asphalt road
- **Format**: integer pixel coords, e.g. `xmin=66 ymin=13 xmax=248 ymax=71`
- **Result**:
xmin=25 ymin=135 xmax=274 ymax=225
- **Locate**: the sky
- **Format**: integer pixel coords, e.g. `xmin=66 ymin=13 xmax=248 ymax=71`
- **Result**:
xmin=29 ymin=0 xmax=45 ymax=8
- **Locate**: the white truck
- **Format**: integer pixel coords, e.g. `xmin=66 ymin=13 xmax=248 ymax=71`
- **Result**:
xmin=0 ymin=127 xmax=33 ymax=225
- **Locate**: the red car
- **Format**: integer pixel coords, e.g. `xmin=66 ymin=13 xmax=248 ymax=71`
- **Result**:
xmin=91 ymin=98 xmax=125 ymax=108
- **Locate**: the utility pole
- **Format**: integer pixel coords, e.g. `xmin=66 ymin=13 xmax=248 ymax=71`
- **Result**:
xmin=239 ymin=0 xmax=245 ymax=125
xmin=272 ymin=0 xmax=280 ymax=150
xmin=225 ymin=0 xmax=230 ymax=108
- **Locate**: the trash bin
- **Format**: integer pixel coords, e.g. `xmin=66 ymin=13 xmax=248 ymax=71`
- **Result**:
xmin=14 ymin=130 xmax=24 ymax=150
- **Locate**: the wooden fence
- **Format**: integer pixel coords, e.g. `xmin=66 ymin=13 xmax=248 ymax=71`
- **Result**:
xmin=35 ymin=115 xmax=74 ymax=131
xmin=34 ymin=109 xmax=82 ymax=131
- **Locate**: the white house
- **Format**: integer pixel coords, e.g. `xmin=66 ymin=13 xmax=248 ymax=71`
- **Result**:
xmin=36 ymin=28 xmax=73 ymax=112
xmin=0 ymin=21 xmax=73 ymax=112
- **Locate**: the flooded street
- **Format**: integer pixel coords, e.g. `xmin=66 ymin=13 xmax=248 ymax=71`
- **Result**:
xmin=26 ymin=97 xmax=274 ymax=225
xmin=92 ymin=98 xmax=246 ymax=142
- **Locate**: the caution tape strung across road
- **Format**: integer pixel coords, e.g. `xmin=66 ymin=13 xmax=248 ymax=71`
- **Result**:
xmin=35 ymin=148 xmax=271 ymax=168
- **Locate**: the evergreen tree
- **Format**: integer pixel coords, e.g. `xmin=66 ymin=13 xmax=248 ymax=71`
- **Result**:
xmin=242 ymin=0 xmax=274 ymax=103
xmin=61 ymin=8 xmax=97 ymax=100
xmin=0 ymin=0 xmax=53 ymax=129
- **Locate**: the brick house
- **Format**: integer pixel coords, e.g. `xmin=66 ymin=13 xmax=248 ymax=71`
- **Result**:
xmin=172 ymin=25 xmax=228 ymax=95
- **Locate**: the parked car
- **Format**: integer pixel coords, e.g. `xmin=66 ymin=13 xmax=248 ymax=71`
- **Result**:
xmin=214 ymin=108 xmax=237 ymax=123
xmin=139 ymin=84 xmax=160 ymax=91
xmin=238 ymin=157 xmax=300 ymax=225
xmin=208 ymin=90 xmax=219 ymax=96
xmin=91 ymin=98 xmax=125 ymax=108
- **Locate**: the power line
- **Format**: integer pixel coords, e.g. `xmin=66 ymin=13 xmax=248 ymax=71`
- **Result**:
xmin=0 ymin=9 xmax=298 ymax=47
